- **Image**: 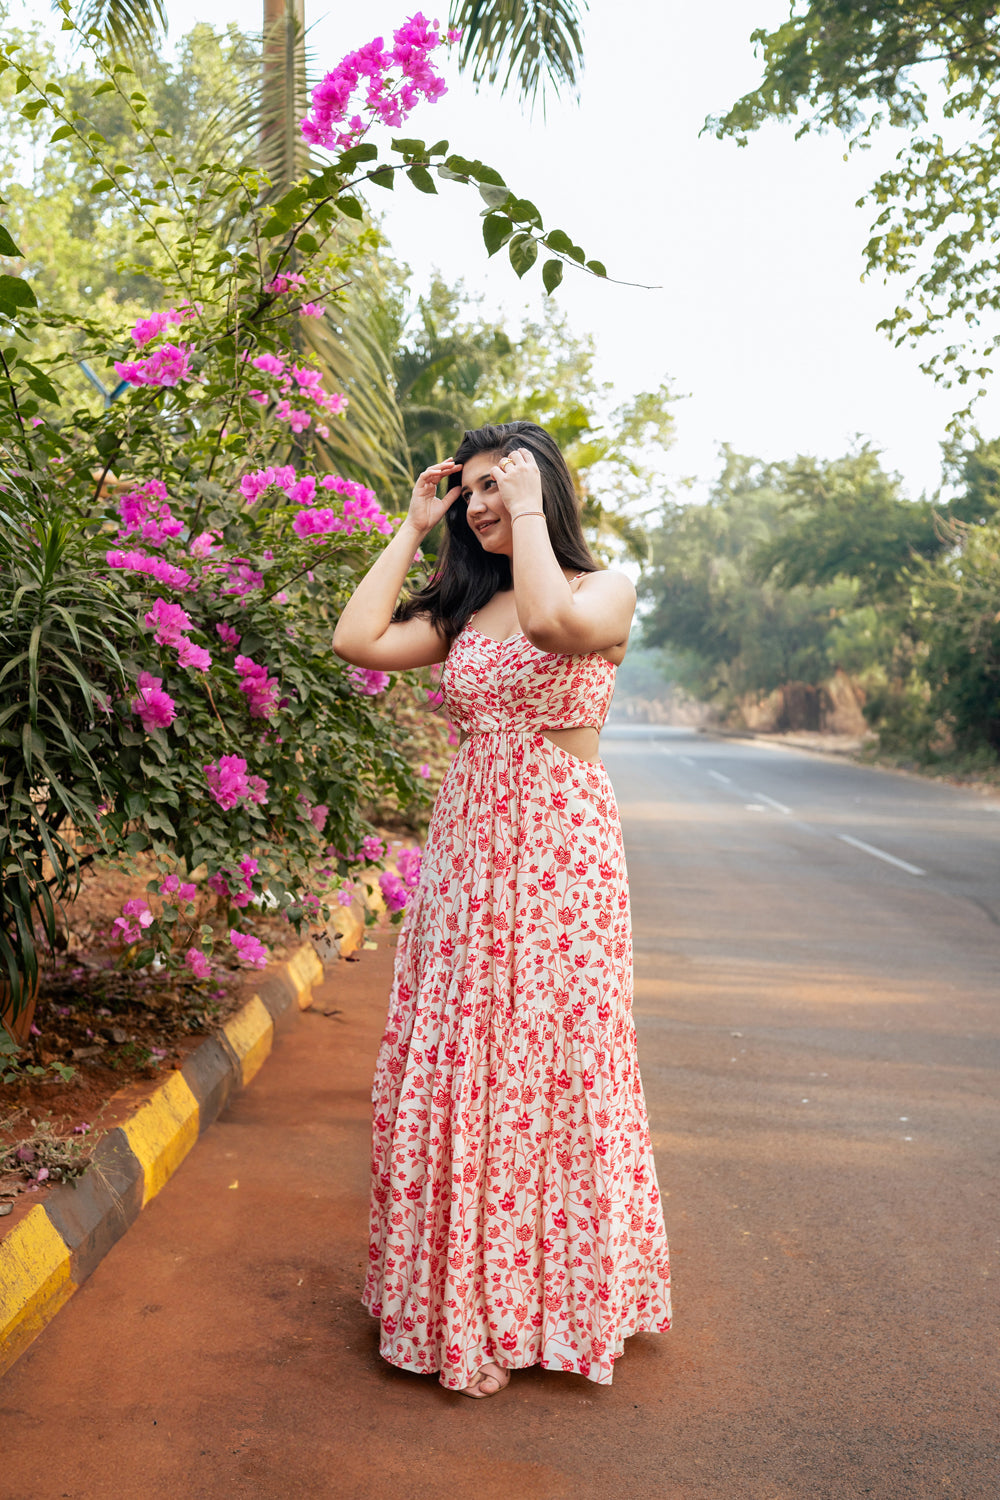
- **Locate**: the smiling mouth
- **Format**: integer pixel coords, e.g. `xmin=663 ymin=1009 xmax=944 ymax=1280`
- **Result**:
xmin=475 ymin=518 xmax=500 ymax=534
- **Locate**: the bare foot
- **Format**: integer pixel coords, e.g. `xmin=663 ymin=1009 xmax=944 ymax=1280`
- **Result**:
xmin=459 ymin=1361 xmax=510 ymax=1399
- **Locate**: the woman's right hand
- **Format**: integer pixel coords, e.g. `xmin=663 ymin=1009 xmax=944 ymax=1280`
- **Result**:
xmin=406 ymin=459 xmax=463 ymax=536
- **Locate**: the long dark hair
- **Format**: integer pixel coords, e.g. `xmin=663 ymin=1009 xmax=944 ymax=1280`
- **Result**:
xmin=395 ymin=420 xmax=598 ymax=641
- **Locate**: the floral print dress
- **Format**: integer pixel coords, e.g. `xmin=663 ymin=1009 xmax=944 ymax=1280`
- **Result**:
xmin=362 ymin=616 xmax=672 ymax=1390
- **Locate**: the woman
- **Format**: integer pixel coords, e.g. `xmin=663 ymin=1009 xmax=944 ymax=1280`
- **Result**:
xmin=333 ymin=421 xmax=671 ymax=1398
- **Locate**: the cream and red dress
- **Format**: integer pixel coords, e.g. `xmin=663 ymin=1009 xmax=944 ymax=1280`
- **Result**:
xmin=362 ymin=614 xmax=672 ymax=1389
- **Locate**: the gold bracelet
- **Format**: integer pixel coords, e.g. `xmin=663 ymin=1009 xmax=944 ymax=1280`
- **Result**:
xmin=511 ymin=510 xmax=545 ymax=522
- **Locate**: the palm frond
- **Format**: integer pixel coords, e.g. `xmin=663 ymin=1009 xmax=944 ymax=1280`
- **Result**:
xmin=449 ymin=0 xmax=587 ymax=108
xmin=68 ymin=0 xmax=167 ymax=52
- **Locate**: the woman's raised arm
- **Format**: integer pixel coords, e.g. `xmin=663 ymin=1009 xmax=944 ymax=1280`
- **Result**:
xmin=332 ymin=460 xmax=461 ymax=670
xmin=493 ymin=448 xmax=636 ymax=656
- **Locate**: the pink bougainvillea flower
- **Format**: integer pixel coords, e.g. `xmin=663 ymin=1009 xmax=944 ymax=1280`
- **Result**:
xmin=263 ymin=271 xmax=306 ymax=294
xmin=114 ymin=898 xmax=154 ymax=944
xmin=275 ymin=400 xmax=311 ymax=432
xmin=349 ymin=666 xmax=390 ymax=695
xmin=379 ymin=870 xmax=407 ymax=913
xmin=396 ymin=846 xmax=422 ymax=889
xmin=310 ymin=803 xmax=329 ymax=831
xmin=418 ymin=763 xmax=431 ymax=778
xmin=235 ymin=655 xmax=280 ymax=718
xmin=360 ymin=834 xmax=385 ymax=863
xmin=130 ymin=308 xmax=184 ymax=346
xmin=337 ymin=883 xmax=357 ymax=906
xmin=106 ymin=548 xmax=194 ymax=591
xmin=229 ymin=929 xmax=268 ymax=968
xmin=247 ymin=775 xmax=269 ymax=805
xmin=238 ymin=464 xmax=297 ymax=504
xmin=207 ymin=872 xmax=231 ymax=898
xmin=177 ymin=882 xmax=197 ymax=902
xmin=287 ymin=475 xmax=316 ymax=506
xmin=204 ymin=754 xmax=251 ymax=809
xmin=114 ymin=342 xmax=193 ymax=388
xmin=191 ymin=530 xmax=221 ymax=558
xmin=251 ymin=352 xmax=286 ymax=376
xmin=144 ymin=597 xmax=193 ymax=646
xmin=215 ymin=621 xmax=241 ymax=649
xmin=176 ymin=638 xmax=212 ymax=671
xmin=159 ymin=873 xmax=180 ymax=895
xmin=131 ymin=671 xmax=177 ymax=731
xmin=299 ymin=302 xmax=326 ymax=317
xmin=302 ymin=14 xmax=451 ymax=153
xmin=185 ymin=947 xmax=212 ymax=979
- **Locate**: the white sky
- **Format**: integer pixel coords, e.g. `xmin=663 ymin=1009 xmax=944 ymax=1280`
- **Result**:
xmin=22 ymin=0 xmax=998 ymax=499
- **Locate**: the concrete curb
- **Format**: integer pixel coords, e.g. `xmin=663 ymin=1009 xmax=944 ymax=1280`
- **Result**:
xmin=0 ymin=941 xmax=325 ymax=1379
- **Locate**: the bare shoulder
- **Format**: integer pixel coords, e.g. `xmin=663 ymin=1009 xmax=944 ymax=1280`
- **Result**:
xmin=575 ymin=568 xmax=637 ymax=609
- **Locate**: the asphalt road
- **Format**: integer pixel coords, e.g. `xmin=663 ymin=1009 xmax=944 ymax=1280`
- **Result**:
xmin=1 ymin=728 xmax=997 ymax=1499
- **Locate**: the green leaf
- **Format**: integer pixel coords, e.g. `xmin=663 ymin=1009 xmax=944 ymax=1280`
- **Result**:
xmin=406 ymin=164 xmax=437 ymax=194
xmin=89 ymin=179 xmax=116 ymax=195
xmin=21 ymin=362 xmax=60 ymax=404
xmin=48 ymin=124 xmax=73 ymax=143
xmin=478 ymin=182 xmax=511 ymax=209
xmin=337 ymin=142 xmax=379 ymax=171
xmin=391 ymin=137 xmax=425 ymax=157
xmin=0 ymin=274 xmax=36 ymax=311
xmin=0 ymin=225 xmax=22 ymax=257
xmin=585 ymin=259 xmax=607 ymax=277
xmin=542 ymin=258 xmax=564 ymax=294
xmin=507 ymin=197 xmax=542 ymax=227
xmin=367 ymin=165 xmax=395 ymax=190
xmin=544 ymin=229 xmax=585 ymax=264
xmin=508 ymin=233 xmax=538 ymax=279
xmin=19 ymin=100 xmax=46 ymax=121
xmin=482 ymin=214 xmax=511 ymax=257
xmin=91 ymin=81 xmax=116 ymax=96
xmin=337 ymin=196 xmax=364 ymax=220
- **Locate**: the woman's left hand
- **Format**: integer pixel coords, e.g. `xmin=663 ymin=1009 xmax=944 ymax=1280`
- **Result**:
xmin=491 ymin=448 xmax=544 ymax=517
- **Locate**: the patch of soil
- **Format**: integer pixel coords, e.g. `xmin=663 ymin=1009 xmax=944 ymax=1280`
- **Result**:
xmin=0 ymin=854 xmax=307 ymax=1230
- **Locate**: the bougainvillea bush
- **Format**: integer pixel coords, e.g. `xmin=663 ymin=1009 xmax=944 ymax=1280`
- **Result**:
xmin=0 ymin=8 xmax=602 ymax=1023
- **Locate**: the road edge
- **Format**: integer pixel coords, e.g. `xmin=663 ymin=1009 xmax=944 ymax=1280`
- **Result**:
xmin=0 ymin=940 xmax=329 ymax=1379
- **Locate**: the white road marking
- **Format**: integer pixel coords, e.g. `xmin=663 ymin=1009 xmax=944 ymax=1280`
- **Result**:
xmin=838 ymin=833 xmax=925 ymax=877
xmin=708 ymin=770 xmax=732 ymax=784
xmin=678 ymin=755 xmax=695 ymax=766
xmin=753 ymin=791 xmax=792 ymax=815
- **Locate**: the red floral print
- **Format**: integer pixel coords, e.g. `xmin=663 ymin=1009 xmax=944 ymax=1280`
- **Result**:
xmin=363 ymin=624 xmax=671 ymax=1390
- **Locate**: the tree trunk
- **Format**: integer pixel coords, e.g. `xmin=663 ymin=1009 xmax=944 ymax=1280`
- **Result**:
xmin=261 ymin=0 xmax=306 ymax=194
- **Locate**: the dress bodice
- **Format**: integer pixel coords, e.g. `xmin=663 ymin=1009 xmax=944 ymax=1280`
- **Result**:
xmin=441 ymin=625 xmax=617 ymax=735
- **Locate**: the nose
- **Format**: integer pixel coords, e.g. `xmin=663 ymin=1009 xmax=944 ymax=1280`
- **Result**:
xmin=466 ymin=490 xmax=490 ymax=519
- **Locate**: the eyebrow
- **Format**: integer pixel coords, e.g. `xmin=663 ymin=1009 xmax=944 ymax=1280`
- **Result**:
xmin=459 ymin=473 xmax=496 ymax=498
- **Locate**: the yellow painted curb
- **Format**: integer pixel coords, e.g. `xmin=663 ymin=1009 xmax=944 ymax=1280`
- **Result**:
xmin=331 ymin=899 xmax=365 ymax=958
xmin=286 ymin=943 xmax=324 ymax=1009
xmin=0 ymin=1207 xmax=76 ymax=1377
xmin=121 ymin=1071 xmax=200 ymax=1209
xmin=222 ymin=993 xmax=273 ymax=1087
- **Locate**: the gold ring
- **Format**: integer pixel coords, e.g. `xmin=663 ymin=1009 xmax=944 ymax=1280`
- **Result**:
xmin=499 ymin=456 xmax=513 ymax=471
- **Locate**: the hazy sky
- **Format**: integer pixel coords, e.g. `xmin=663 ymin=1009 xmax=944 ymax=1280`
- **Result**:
xmin=25 ymin=0 xmax=998 ymax=499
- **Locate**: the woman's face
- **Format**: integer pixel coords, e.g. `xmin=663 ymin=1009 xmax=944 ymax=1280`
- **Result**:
xmin=459 ymin=451 xmax=513 ymax=557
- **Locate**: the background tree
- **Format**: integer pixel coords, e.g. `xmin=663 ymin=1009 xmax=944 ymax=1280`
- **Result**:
xmin=640 ymin=448 xmax=857 ymax=713
xmin=710 ymin=3 xmax=1000 ymax=409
